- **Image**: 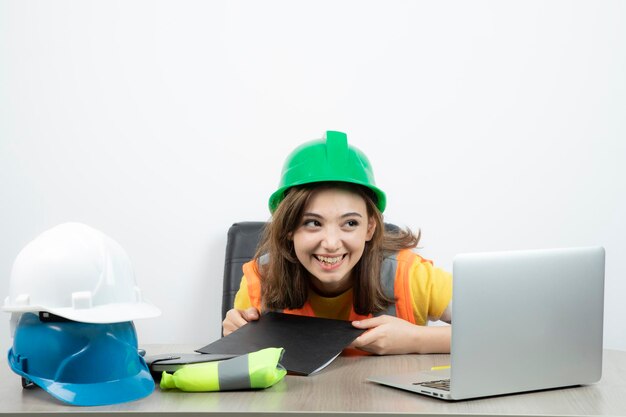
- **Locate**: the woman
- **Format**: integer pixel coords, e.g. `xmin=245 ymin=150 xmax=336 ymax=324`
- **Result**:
xmin=223 ymin=131 xmax=452 ymax=354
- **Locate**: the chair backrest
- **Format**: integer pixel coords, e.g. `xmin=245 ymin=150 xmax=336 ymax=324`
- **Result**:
xmin=221 ymin=221 xmax=402 ymax=325
xmin=222 ymin=222 xmax=266 ymax=321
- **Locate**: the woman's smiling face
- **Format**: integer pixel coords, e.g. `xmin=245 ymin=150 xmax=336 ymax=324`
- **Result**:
xmin=291 ymin=186 xmax=376 ymax=296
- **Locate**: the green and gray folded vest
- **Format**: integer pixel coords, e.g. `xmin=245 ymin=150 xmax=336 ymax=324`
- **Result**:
xmin=160 ymin=347 xmax=286 ymax=392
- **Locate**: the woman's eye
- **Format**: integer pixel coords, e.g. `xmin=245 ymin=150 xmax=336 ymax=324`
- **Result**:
xmin=345 ymin=220 xmax=359 ymax=227
xmin=303 ymin=219 xmax=321 ymax=227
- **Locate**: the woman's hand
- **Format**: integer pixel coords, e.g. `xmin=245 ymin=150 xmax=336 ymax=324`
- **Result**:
xmin=222 ymin=307 xmax=260 ymax=336
xmin=350 ymin=315 xmax=451 ymax=355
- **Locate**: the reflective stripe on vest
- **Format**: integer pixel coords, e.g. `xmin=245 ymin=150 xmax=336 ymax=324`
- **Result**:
xmin=241 ymin=249 xmax=430 ymax=324
xmin=217 ymin=354 xmax=251 ymax=390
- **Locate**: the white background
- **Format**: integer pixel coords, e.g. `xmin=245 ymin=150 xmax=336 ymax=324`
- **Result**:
xmin=1 ymin=1 xmax=624 ymax=355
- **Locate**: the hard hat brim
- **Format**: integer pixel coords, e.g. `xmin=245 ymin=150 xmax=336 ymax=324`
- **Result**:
xmin=2 ymin=301 xmax=161 ymax=324
xmin=9 ymin=351 xmax=155 ymax=406
xmin=268 ymin=180 xmax=387 ymax=213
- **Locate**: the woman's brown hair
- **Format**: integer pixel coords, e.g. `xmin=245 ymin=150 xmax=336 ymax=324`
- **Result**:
xmin=254 ymin=182 xmax=420 ymax=315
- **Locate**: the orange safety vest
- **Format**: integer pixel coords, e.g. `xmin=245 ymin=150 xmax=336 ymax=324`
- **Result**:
xmin=241 ymin=249 xmax=432 ymax=324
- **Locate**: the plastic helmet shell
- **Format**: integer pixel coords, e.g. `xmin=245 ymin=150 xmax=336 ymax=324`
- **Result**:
xmin=8 ymin=313 xmax=154 ymax=406
xmin=3 ymin=222 xmax=161 ymax=323
xmin=268 ymin=131 xmax=386 ymax=213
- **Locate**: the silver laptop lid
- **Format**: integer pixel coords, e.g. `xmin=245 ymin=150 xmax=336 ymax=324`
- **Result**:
xmin=450 ymin=246 xmax=605 ymax=400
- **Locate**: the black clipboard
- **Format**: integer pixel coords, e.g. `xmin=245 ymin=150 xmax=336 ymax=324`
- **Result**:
xmin=197 ymin=312 xmax=366 ymax=376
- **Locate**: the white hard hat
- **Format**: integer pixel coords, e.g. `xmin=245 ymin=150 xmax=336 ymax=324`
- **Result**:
xmin=3 ymin=222 xmax=161 ymax=323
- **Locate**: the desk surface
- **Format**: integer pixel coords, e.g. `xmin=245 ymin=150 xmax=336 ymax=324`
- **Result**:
xmin=1 ymin=345 xmax=625 ymax=417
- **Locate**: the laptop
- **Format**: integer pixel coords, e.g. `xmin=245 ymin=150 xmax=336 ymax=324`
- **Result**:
xmin=368 ymin=246 xmax=605 ymax=400
xmin=145 ymin=353 xmax=238 ymax=374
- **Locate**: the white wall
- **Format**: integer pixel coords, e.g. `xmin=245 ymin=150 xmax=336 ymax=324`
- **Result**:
xmin=1 ymin=0 xmax=624 ymax=355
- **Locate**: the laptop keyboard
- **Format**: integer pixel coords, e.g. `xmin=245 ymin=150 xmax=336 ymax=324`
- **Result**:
xmin=413 ymin=379 xmax=450 ymax=391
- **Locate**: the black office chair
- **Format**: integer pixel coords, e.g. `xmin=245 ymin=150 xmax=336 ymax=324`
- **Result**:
xmin=221 ymin=221 xmax=401 ymax=325
xmin=221 ymin=222 xmax=266 ymax=322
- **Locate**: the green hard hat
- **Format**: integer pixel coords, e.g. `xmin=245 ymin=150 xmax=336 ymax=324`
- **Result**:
xmin=268 ymin=131 xmax=386 ymax=213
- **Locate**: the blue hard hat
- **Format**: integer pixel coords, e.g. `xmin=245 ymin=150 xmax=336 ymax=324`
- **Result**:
xmin=7 ymin=313 xmax=154 ymax=406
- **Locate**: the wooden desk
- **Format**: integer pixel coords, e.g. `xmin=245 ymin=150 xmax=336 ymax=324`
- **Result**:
xmin=1 ymin=345 xmax=625 ymax=416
